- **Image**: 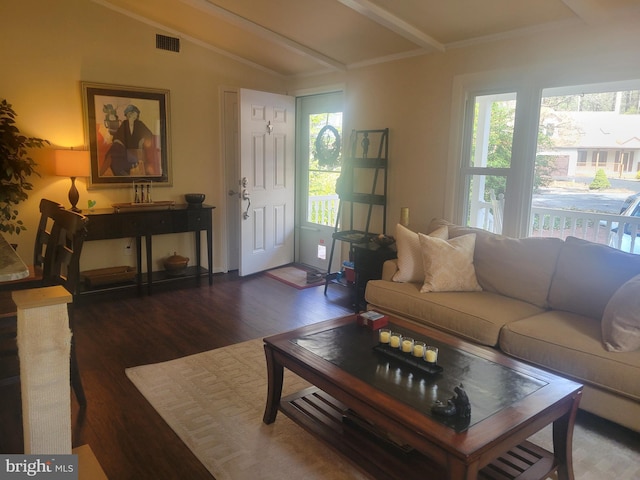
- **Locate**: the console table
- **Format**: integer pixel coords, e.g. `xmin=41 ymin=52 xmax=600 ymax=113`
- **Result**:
xmin=84 ymin=204 xmax=214 ymax=294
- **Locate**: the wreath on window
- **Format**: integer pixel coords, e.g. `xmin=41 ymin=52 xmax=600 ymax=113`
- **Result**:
xmin=314 ymin=125 xmax=341 ymax=168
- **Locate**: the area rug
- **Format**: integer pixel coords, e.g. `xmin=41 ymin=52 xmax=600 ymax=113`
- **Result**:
xmin=264 ymin=265 xmax=324 ymax=289
xmin=126 ymin=339 xmax=640 ymax=480
xmin=126 ymin=339 xmax=368 ymax=480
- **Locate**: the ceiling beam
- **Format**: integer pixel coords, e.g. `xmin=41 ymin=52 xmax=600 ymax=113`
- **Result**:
xmin=181 ymin=0 xmax=347 ymax=72
xmin=337 ymin=0 xmax=445 ymax=53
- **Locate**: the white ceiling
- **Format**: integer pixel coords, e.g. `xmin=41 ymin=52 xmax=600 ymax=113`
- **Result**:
xmin=93 ymin=0 xmax=640 ymax=77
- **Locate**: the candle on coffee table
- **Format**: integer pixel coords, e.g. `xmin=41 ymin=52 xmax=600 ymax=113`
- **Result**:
xmin=401 ymin=337 xmax=414 ymax=353
xmin=413 ymin=341 xmax=425 ymax=358
xmin=425 ymin=346 xmax=438 ymax=363
xmin=379 ymin=329 xmax=391 ymax=344
xmin=389 ymin=333 xmax=401 ymax=348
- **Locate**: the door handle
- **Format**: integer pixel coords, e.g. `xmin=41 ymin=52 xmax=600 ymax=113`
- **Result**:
xmin=242 ymin=189 xmax=251 ymax=219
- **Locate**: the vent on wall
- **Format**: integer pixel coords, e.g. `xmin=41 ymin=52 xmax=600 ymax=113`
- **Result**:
xmin=156 ymin=34 xmax=180 ymax=53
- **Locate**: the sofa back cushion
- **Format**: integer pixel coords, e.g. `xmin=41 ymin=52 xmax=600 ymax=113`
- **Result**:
xmin=473 ymin=235 xmax=564 ymax=308
xmin=548 ymin=236 xmax=640 ymax=319
xmin=427 ymin=218 xmax=562 ymax=308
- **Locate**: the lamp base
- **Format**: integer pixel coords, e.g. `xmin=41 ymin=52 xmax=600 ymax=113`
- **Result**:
xmin=68 ymin=177 xmax=81 ymax=213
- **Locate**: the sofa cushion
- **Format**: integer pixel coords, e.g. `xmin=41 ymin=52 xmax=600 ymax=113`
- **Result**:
xmin=602 ymin=274 xmax=640 ymax=352
xmin=548 ymin=236 xmax=640 ymax=319
xmin=500 ymin=310 xmax=640 ymax=401
xmin=473 ymin=235 xmax=564 ymax=308
xmin=392 ymin=224 xmax=448 ymax=283
xmin=366 ymin=279 xmax=544 ymax=346
xmin=418 ymin=233 xmax=482 ymax=293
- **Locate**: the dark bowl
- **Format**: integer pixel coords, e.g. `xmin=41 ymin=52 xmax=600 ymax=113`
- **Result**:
xmin=371 ymin=234 xmax=396 ymax=248
xmin=184 ymin=193 xmax=205 ymax=205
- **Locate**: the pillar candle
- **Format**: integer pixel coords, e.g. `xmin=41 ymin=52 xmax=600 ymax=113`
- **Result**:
xmin=400 ymin=207 xmax=409 ymax=227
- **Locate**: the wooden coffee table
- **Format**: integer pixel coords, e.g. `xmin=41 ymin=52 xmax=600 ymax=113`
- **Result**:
xmin=263 ymin=315 xmax=583 ymax=480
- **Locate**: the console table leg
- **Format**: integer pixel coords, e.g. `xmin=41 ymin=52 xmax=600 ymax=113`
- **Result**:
xmin=262 ymin=344 xmax=283 ymax=424
xmin=553 ymin=390 xmax=581 ymax=480
xmin=146 ymin=235 xmax=153 ymax=295
xmin=207 ymin=226 xmax=213 ymax=285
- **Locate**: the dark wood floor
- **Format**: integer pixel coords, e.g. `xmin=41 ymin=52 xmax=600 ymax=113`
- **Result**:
xmin=0 ymin=271 xmax=352 ymax=479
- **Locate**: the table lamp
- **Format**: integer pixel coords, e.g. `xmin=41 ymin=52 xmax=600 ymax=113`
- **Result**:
xmin=55 ymin=149 xmax=91 ymax=212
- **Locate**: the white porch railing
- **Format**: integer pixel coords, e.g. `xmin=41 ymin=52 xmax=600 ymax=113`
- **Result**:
xmin=308 ymin=194 xmax=340 ymax=227
xmin=529 ymin=207 xmax=640 ymax=254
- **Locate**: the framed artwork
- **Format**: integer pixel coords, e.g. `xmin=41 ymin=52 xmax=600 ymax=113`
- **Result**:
xmin=82 ymin=82 xmax=172 ymax=187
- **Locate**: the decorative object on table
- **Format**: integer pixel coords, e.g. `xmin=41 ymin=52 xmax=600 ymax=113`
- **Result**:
xmin=87 ymin=199 xmax=97 ymax=212
xmin=81 ymin=82 xmax=171 ymax=187
xmin=400 ymin=207 xmax=409 ymax=227
xmin=373 ymin=341 xmax=444 ymax=375
xmin=356 ymin=310 xmax=388 ymax=329
xmin=371 ymin=233 xmax=395 ymax=248
xmin=55 ymin=148 xmax=91 ymax=212
xmin=111 ymin=200 xmax=175 ymax=213
xmin=184 ymin=193 xmax=205 ymax=206
xmin=164 ymin=251 xmax=189 ymax=276
xmin=0 ymin=99 xmax=49 ymax=235
xmin=431 ymin=384 xmax=471 ymax=418
xmin=132 ymin=181 xmax=153 ymax=203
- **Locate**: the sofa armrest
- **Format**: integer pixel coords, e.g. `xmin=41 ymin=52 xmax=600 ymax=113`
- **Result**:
xmin=381 ymin=259 xmax=398 ymax=281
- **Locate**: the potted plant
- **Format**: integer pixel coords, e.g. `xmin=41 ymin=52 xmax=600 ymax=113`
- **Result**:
xmin=0 ymin=99 xmax=49 ymax=235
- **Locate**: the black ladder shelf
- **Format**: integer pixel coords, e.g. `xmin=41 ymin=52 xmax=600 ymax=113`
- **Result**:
xmin=324 ymin=128 xmax=389 ymax=296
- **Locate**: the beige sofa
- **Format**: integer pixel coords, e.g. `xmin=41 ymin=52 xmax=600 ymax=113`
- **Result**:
xmin=365 ymin=219 xmax=640 ymax=432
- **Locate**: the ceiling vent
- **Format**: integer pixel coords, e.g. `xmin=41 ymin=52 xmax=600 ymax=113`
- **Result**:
xmin=156 ymin=34 xmax=180 ymax=53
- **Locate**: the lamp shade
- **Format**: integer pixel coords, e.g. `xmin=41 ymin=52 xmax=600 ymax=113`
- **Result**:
xmin=54 ymin=149 xmax=91 ymax=177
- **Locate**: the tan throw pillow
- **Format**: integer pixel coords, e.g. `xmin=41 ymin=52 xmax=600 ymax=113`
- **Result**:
xmin=392 ymin=224 xmax=448 ymax=283
xmin=419 ymin=233 xmax=482 ymax=293
xmin=602 ymin=274 xmax=640 ymax=352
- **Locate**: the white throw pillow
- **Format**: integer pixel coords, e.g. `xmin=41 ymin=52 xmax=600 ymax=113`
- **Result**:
xmin=419 ymin=233 xmax=482 ymax=293
xmin=392 ymin=224 xmax=448 ymax=283
xmin=602 ymin=274 xmax=640 ymax=352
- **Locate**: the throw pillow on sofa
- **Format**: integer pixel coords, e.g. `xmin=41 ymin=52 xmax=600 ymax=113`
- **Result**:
xmin=418 ymin=233 xmax=482 ymax=292
xmin=602 ymin=274 xmax=640 ymax=352
xmin=392 ymin=223 xmax=448 ymax=283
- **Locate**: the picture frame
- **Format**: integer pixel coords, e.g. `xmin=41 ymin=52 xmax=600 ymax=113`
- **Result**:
xmin=81 ymin=82 xmax=172 ymax=187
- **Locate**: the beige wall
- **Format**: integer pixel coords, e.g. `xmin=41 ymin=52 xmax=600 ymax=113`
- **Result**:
xmin=1 ymin=0 xmax=285 ymax=272
xmin=288 ymin=16 xmax=640 ymax=234
xmin=3 ymin=1 xmax=640 ymax=273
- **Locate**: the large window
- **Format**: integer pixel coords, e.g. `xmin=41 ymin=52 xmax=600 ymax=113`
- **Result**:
xmin=459 ymin=93 xmax=517 ymax=235
xmin=453 ymin=78 xmax=640 ymax=252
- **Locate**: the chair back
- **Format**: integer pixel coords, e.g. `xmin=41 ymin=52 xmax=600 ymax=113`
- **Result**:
xmin=33 ymin=199 xmax=65 ymax=269
xmin=42 ymin=209 xmax=89 ymax=296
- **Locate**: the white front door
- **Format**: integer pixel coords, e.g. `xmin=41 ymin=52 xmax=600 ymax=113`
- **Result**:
xmin=239 ymin=88 xmax=295 ymax=276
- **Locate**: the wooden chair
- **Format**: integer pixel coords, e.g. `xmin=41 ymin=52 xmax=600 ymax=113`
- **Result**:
xmin=0 ymin=199 xmax=65 ymax=290
xmin=0 ymin=206 xmax=89 ymax=406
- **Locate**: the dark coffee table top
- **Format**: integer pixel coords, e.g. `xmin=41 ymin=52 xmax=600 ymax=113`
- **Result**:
xmin=292 ymin=321 xmax=547 ymax=432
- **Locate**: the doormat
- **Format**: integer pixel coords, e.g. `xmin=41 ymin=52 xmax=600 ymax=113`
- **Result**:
xmin=264 ymin=265 xmax=325 ymax=289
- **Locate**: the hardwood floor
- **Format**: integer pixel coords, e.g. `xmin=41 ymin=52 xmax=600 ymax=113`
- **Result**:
xmin=0 ymin=272 xmax=352 ymax=479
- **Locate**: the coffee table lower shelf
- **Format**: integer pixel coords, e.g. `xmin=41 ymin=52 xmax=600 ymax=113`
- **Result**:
xmin=280 ymin=387 xmax=558 ymax=480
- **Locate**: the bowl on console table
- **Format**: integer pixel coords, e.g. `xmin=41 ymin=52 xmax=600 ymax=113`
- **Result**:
xmin=185 ymin=193 xmax=205 ymax=207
